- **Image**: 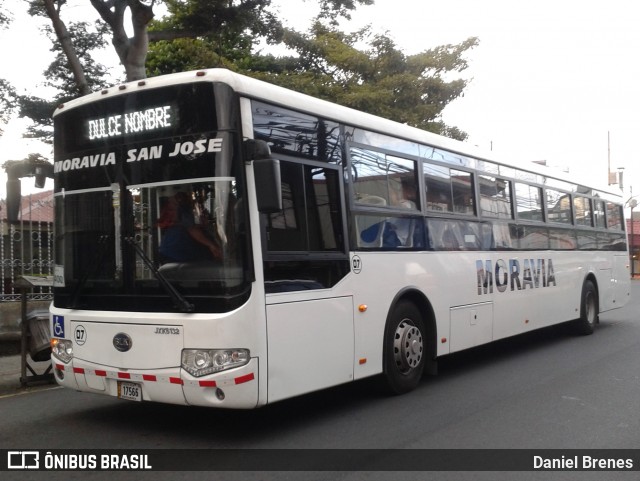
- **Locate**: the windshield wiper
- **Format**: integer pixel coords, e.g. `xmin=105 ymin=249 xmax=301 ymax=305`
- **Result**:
xmin=124 ymin=237 xmax=195 ymax=313
xmin=69 ymin=234 xmax=111 ymax=309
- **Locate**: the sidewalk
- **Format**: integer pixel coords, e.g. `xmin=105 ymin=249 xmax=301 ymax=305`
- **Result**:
xmin=0 ymin=305 xmax=55 ymax=395
xmin=0 ymin=301 xmax=54 ymax=391
xmin=0 ymin=351 xmax=55 ymax=397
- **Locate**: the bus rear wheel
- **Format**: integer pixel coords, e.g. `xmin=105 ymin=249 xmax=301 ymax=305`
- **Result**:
xmin=573 ymin=280 xmax=598 ymax=335
xmin=383 ymin=301 xmax=426 ymax=394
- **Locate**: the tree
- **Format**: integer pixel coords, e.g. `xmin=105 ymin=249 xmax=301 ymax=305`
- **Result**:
xmin=25 ymin=0 xmax=473 ymax=142
xmin=143 ymin=3 xmax=474 ymax=139
xmin=0 ymin=1 xmax=14 ymax=135
xmin=242 ymin=24 xmax=477 ymax=139
xmin=20 ymin=1 xmax=113 ymax=142
xmin=0 ymin=0 xmax=10 ymax=26
xmin=36 ymin=1 xmax=370 ymax=84
xmin=38 ymin=0 xmax=95 ymax=96
xmin=90 ymin=0 xmax=155 ymax=81
xmin=145 ymin=0 xmax=282 ymax=76
xmin=144 ymin=0 xmax=371 ymax=76
xmin=0 ymin=79 xmax=16 ymax=136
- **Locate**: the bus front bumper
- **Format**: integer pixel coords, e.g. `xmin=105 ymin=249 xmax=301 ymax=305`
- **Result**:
xmin=52 ymin=357 xmax=259 ymax=409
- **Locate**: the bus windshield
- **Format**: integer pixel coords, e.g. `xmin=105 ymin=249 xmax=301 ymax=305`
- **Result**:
xmin=52 ymin=82 xmax=251 ymax=313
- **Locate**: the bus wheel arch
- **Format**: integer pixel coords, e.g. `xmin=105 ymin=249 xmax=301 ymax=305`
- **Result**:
xmin=382 ymin=289 xmax=437 ymax=394
xmin=573 ymin=275 xmax=599 ymax=335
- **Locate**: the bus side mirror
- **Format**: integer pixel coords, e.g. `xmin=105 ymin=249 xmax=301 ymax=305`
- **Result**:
xmin=254 ymin=158 xmax=282 ymax=214
xmin=5 ymin=178 xmax=21 ymax=223
xmin=245 ymin=139 xmax=282 ymax=213
xmin=34 ymin=163 xmax=54 ymax=189
xmin=3 ymin=159 xmax=54 ymax=222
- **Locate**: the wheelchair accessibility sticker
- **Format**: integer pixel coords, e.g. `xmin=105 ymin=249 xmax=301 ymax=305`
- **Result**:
xmin=53 ymin=315 xmax=65 ymax=338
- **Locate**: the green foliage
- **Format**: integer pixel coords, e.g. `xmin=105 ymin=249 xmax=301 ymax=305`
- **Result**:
xmin=13 ymin=0 xmax=476 ymax=144
xmin=317 ymin=0 xmax=375 ymax=24
xmin=19 ymin=2 xmax=113 ymax=143
xmin=255 ymin=25 xmax=478 ymax=140
xmin=42 ymin=21 xmax=112 ymax=100
xmin=0 ymin=1 xmax=15 ymax=135
xmin=0 ymin=78 xmax=17 ymax=135
xmin=0 ymin=0 xmax=10 ymax=27
xmin=17 ymin=96 xmax=57 ymax=140
xmin=146 ymin=2 xmax=475 ymax=139
xmin=146 ymin=0 xmax=280 ymax=74
xmin=156 ymin=0 xmax=282 ymax=41
xmin=147 ymin=38 xmax=234 ymax=75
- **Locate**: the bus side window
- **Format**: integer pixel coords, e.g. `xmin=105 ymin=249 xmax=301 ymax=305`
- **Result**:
xmin=428 ymin=219 xmax=461 ymax=250
xmin=479 ymin=175 xmax=512 ymax=219
xmin=263 ymin=161 xmax=348 ymax=292
xmin=593 ymin=200 xmax=606 ymax=228
xmin=425 ymin=164 xmax=474 ymax=215
xmin=385 ymin=217 xmax=417 ymax=248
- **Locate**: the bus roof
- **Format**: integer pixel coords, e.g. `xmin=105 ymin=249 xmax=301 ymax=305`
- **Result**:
xmin=54 ymin=68 xmax=621 ymax=199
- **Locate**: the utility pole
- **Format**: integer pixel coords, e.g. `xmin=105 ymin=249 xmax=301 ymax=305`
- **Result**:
xmin=627 ymin=186 xmax=637 ymax=278
xmin=631 ymin=187 xmax=637 ymax=278
xmin=608 ymin=131 xmax=611 ymax=184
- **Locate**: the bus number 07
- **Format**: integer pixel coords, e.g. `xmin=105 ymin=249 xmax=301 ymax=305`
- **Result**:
xmin=352 ymin=255 xmax=362 ymax=274
xmin=74 ymin=325 xmax=87 ymax=345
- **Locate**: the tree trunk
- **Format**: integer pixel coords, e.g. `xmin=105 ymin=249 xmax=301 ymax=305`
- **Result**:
xmin=90 ymin=0 xmax=154 ymax=82
xmin=43 ymin=0 xmax=91 ymax=96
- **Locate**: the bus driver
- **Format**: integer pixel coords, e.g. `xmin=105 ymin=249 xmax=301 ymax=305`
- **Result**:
xmin=157 ymin=191 xmax=221 ymax=263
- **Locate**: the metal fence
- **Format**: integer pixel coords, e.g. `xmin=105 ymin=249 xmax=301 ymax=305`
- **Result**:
xmin=0 ymin=195 xmax=54 ymax=302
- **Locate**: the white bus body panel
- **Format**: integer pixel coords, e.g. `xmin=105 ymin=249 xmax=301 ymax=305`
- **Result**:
xmin=70 ymin=320 xmax=183 ymax=368
xmin=449 ymin=302 xmax=493 ymax=353
xmin=265 ymin=295 xmax=354 ymax=403
xmin=344 ymin=249 xmax=629 ymax=364
xmin=50 ymin=292 xmax=268 ymax=409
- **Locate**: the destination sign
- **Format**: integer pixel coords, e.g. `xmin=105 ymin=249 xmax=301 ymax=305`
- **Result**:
xmin=54 ymin=136 xmax=224 ymax=173
xmin=87 ymin=105 xmax=173 ymax=140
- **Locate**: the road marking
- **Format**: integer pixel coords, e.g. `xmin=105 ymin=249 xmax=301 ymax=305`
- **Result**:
xmin=0 ymin=386 xmax=62 ymax=400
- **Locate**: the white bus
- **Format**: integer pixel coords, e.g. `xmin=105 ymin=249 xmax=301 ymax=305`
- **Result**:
xmin=48 ymin=69 xmax=630 ymax=408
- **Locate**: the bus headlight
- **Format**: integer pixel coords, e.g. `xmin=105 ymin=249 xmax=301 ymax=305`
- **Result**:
xmin=51 ymin=338 xmax=74 ymax=363
xmin=181 ymin=349 xmax=250 ymax=377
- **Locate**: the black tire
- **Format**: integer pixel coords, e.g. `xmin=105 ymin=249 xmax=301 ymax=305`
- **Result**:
xmin=383 ymin=300 xmax=426 ymax=394
xmin=573 ymin=280 xmax=598 ymax=335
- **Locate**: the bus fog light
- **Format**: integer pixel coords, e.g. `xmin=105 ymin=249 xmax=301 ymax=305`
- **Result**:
xmin=182 ymin=349 xmax=250 ymax=377
xmin=51 ymin=338 xmax=73 ymax=363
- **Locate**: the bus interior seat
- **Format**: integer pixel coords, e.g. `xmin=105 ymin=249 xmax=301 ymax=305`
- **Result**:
xmin=356 ymin=195 xmax=387 ymax=248
xmin=387 ymin=217 xmax=416 ymax=247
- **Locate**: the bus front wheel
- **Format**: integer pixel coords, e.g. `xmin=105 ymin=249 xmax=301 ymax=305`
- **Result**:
xmin=573 ymin=280 xmax=598 ymax=335
xmin=383 ymin=300 xmax=426 ymax=394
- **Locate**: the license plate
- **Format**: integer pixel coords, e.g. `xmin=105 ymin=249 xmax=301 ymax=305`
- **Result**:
xmin=117 ymin=381 xmax=142 ymax=401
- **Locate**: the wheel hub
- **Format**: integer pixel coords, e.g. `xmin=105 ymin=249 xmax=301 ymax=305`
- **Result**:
xmin=393 ymin=319 xmax=424 ymax=373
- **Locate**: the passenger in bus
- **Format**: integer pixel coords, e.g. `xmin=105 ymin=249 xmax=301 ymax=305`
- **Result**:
xmin=391 ymin=179 xmax=417 ymax=211
xmin=386 ymin=179 xmax=419 ymax=247
xmin=157 ymin=191 xmax=221 ymax=263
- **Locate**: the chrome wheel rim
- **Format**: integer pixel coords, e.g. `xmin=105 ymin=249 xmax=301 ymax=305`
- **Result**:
xmin=393 ymin=319 xmax=423 ymax=374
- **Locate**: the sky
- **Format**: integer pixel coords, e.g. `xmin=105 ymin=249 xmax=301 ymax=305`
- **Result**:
xmin=1 ymin=0 xmax=639 ymax=203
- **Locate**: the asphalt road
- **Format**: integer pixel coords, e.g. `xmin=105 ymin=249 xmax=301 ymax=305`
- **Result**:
xmin=2 ymin=281 xmax=640 ymax=481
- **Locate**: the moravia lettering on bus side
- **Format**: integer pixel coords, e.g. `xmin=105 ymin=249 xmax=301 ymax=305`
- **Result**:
xmin=476 ymin=258 xmax=556 ymax=295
